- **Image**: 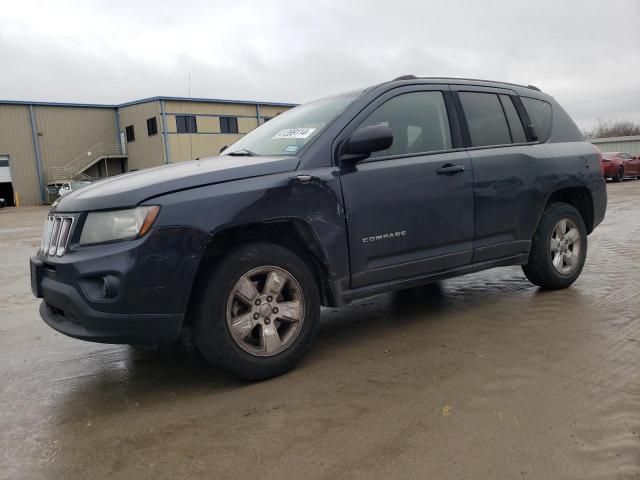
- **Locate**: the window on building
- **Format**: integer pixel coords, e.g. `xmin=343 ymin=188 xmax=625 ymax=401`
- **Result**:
xmin=357 ymin=91 xmax=452 ymax=159
xmin=459 ymin=92 xmax=511 ymax=147
xmin=499 ymin=94 xmax=527 ymax=143
xmin=147 ymin=117 xmax=158 ymax=136
xmin=125 ymin=125 xmax=135 ymax=142
xmin=521 ymin=97 xmax=552 ymax=142
xmin=220 ymin=116 xmax=239 ymax=134
xmin=176 ymin=115 xmax=197 ymax=133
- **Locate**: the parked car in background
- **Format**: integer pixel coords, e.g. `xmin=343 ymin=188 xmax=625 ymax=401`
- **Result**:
xmin=0 ymin=197 xmax=6 ymax=208
xmin=601 ymin=152 xmax=640 ymax=182
xmin=31 ymin=76 xmax=607 ymax=380
xmin=58 ymin=181 xmax=91 ymax=198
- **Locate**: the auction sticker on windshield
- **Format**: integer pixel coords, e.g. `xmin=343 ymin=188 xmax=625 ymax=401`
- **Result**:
xmin=272 ymin=128 xmax=316 ymax=139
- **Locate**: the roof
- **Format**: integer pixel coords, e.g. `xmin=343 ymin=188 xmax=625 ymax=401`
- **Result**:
xmin=0 ymin=99 xmax=116 ymax=109
xmin=118 ymin=96 xmax=297 ymax=108
xmin=0 ymin=96 xmax=297 ymax=109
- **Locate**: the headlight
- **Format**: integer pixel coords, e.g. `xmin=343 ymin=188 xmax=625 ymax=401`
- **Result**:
xmin=79 ymin=206 xmax=160 ymax=245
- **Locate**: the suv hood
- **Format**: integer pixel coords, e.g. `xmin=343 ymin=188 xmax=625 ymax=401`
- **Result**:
xmin=55 ymin=155 xmax=299 ymax=212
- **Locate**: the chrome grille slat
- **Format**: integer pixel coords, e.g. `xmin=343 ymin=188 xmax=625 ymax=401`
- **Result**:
xmin=41 ymin=217 xmax=54 ymax=253
xmin=48 ymin=217 xmax=62 ymax=256
xmin=40 ymin=214 xmax=75 ymax=257
xmin=56 ymin=217 xmax=74 ymax=256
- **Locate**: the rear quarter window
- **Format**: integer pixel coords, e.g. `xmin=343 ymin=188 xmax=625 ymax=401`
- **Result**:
xmin=521 ymin=97 xmax=552 ymax=142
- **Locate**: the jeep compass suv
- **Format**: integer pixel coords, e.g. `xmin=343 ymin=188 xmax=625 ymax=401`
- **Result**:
xmin=31 ymin=76 xmax=607 ymax=380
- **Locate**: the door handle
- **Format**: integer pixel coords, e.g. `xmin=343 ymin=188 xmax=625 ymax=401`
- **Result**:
xmin=437 ymin=164 xmax=465 ymax=175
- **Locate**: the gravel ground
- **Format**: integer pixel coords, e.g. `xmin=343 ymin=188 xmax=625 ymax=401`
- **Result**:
xmin=1 ymin=182 xmax=639 ymax=480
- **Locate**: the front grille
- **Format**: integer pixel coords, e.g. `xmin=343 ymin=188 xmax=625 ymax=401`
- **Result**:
xmin=40 ymin=215 xmax=75 ymax=257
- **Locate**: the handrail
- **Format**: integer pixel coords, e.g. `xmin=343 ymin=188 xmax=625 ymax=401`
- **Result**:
xmin=45 ymin=142 xmax=127 ymax=183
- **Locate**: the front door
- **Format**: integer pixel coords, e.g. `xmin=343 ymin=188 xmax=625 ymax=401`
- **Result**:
xmin=339 ymin=88 xmax=474 ymax=288
xmin=621 ymin=153 xmax=640 ymax=176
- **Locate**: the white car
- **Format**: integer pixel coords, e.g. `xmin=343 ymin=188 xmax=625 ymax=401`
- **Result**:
xmin=58 ymin=181 xmax=91 ymax=198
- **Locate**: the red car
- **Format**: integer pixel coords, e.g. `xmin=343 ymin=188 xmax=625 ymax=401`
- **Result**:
xmin=601 ymin=152 xmax=640 ymax=182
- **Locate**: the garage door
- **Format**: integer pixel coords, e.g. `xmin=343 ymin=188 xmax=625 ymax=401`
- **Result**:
xmin=0 ymin=156 xmax=11 ymax=183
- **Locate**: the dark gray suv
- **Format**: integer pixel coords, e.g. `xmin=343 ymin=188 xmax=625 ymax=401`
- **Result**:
xmin=31 ymin=76 xmax=607 ymax=379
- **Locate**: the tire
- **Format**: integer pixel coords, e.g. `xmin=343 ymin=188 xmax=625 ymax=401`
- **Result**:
xmin=522 ymin=203 xmax=587 ymax=290
xmin=194 ymin=243 xmax=320 ymax=380
xmin=612 ymin=166 xmax=624 ymax=182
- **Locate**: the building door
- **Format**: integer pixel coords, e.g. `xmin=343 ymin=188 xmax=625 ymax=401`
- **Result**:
xmin=0 ymin=156 xmax=15 ymax=206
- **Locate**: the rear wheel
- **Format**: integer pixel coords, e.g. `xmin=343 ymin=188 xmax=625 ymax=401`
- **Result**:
xmin=194 ymin=243 xmax=320 ymax=380
xmin=612 ymin=166 xmax=624 ymax=182
xmin=522 ymin=203 xmax=587 ymax=290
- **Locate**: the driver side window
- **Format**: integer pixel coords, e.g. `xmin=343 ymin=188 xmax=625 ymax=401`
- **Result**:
xmin=359 ymin=91 xmax=452 ymax=159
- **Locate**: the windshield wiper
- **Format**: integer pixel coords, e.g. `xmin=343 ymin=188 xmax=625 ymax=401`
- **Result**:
xmin=227 ymin=148 xmax=258 ymax=157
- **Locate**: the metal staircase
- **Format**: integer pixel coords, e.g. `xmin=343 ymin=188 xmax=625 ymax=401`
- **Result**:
xmin=46 ymin=143 xmax=127 ymax=184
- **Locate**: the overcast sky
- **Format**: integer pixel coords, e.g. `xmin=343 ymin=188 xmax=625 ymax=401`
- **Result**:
xmin=1 ymin=0 xmax=639 ymax=130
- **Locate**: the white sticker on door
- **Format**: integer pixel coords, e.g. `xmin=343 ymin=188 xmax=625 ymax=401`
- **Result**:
xmin=272 ymin=128 xmax=316 ymax=139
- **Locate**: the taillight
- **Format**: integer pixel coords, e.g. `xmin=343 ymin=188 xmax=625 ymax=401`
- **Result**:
xmin=594 ymin=145 xmax=604 ymax=176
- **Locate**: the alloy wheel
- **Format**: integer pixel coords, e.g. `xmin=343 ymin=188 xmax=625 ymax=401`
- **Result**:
xmin=549 ymin=218 xmax=582 ymax=275
xmin=226 ymin=266 xmax=305 ymax=357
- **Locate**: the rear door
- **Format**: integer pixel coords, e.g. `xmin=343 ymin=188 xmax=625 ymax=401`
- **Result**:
xmin=338 ymin=85 xmax=475 ymax=288
xmin=452 ymin=86 xmax=550 ymax=262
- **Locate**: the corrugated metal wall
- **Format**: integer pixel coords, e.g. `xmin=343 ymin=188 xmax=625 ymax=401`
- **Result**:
xmin=35 ymin=106 xmax=117 ymax=173
xmin=591 ymin=135 xmax=640 ymax=156
xmin=0 ymin=105 xmax=40 ymax=206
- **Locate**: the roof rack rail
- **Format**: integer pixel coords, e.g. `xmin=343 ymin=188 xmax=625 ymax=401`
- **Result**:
xmin=392 ymin=74 xmax=418 ymax=81
xmin=389 ymin=75 xmax=542 ymax=92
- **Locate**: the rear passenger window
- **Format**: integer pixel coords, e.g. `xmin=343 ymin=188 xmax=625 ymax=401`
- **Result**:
xmin=521 ymin=97 xmax=552 ymax=142
xmin=359 ymin=91 xmax=452 ymax=158
xmin=499 ymin=95 xmax=527 ymax=143
xmin=459 ymin=92 xmax=511 ymax=147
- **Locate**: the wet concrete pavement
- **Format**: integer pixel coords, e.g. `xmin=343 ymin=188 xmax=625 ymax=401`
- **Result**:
xmin=1 ymin=184 xmax=639 ymax=480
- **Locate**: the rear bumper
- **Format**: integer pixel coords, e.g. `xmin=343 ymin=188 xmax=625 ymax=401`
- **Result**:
xmin=591 ymin=178 xmax=607 ymax=230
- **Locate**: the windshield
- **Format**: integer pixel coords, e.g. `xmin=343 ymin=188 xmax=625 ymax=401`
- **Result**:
xmin=222 ymin=92 xmax=361 ymax=157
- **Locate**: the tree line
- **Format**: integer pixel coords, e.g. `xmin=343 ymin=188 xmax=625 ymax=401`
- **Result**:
xmin=584 ymin=120 xmax=640 ymax=139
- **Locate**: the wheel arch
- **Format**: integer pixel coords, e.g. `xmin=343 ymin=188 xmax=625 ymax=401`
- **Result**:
xmin=184 ymin=219 xmax=338 ymax=327
xmin=542 ymin=186 xmax=595 ymax=234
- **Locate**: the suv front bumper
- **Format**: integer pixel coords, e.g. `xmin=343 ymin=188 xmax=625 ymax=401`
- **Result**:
xmin=30 ymin=225 xmax=210 ymax=346
xmin=32 ymin=255 xmax=183 ymax=344
xmin=32 ymin=255 xmax=183 ymax=345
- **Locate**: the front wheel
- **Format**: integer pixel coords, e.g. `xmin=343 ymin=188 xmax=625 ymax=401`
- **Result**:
xmin=194 ymin=243 xmax=320 ymax=380
xmin=522 ymin=203 xmax=587 ymax=290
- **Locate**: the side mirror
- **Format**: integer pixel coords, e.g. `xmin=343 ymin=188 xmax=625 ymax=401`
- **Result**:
xmin=526 ymin=124 xmax=538 ymax=142
xmin=341 ymin=125 xmax=393 ymax=163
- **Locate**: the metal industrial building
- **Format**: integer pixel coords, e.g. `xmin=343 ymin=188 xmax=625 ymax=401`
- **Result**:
xmin=590 ymin=135 xmax=640 ymax=156
xmin=0 ymin=96 xmax=294 ymax=206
